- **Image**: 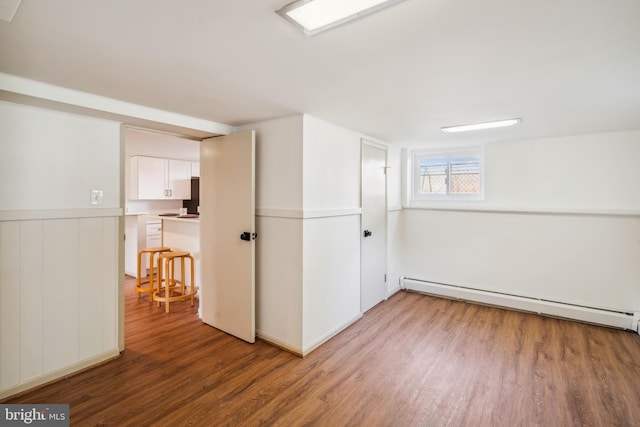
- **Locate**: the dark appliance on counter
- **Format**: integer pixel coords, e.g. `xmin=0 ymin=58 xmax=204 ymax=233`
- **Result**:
xmin=182 ymin=177 xmax=200 ymax=214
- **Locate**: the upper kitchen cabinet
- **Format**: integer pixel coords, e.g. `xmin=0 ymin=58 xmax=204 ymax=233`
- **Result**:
xmin=167 ymin=159 xmax=192 ymax=199
xmin=130 ymin=156 xmax=192 ymax=200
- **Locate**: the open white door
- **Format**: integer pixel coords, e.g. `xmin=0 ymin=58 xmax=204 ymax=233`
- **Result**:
xmin=361 ymin=140 xmax=387 ymax=313
xmin=200 ymin=130 xmax=256 ymax=343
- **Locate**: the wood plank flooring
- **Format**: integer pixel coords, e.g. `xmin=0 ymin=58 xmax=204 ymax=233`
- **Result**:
xmin=3 ymin=276 xmax=640 ymax=426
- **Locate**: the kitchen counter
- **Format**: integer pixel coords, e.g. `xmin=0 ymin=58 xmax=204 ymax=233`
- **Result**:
xmin=158 ymin=215 xmax=201 ymax=295
xmin=147 ymin=214 xmax=200 ymax=223
xmin=125 ymin=213 xmax=199 ymax=280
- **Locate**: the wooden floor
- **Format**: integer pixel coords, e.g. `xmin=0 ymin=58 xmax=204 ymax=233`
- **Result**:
xmin=4 ymin=276 xmax=640 ymax=426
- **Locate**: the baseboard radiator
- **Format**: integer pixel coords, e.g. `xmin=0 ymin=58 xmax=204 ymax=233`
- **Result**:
xmin=402 ymin=277 xmax=640 ymax=333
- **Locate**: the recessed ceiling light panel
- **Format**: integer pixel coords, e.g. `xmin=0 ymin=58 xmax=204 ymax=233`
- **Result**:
xmin=441 ymin=118 xmax=522 ymax=133
xmin=277 ymin=0 xmax=408 ymax=36
xmin=0 ymin=0 xmax=22 ymax=22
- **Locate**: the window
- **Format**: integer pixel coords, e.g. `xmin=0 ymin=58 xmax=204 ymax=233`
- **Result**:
xmin=411 ymin=148 xmax=484 ymax=201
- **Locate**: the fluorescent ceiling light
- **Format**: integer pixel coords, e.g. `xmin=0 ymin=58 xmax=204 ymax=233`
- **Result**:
xmin=441 ymin=118 xmax=522 ymax=133
xmin=0 ymin=0 xmax=22 ymax=22
xmin=277 ymin=0 xmax=407 ymax=36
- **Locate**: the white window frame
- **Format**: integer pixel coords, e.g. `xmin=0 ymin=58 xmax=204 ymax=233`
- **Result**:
xmin=409 ymin=146 xmax=484 ymax=202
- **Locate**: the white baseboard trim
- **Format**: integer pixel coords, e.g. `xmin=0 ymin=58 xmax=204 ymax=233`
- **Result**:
xmin=387 ymin=285 xmax=402 ymax=298
xmin=633 ymin=312 xmax=640 ymax=334
xmin=258 ymin=313 xmax=364 ymax=357
xmin=403 ymin=278 xmax=637 ymax=331
xmin=302 ymin=313 xmax=363 ymax=356
xmin=256 ymin=331 xmax=303 ymax=357
xmin=0 ymin=348 xmax=120 ymax=400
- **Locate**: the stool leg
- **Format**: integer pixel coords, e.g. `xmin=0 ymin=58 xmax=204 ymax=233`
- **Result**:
xmin=136 ymin=250 xmax=143 ymax=300
xmin=180 ymin=256 xmax=186 ymax=297
xmin=165 ymin=257 xmax=172 ymax=313
xmin=189 ymin=255 xmax=195 ymax=307
xmin=147 ymin=252 xmax=155 ymax=303
xmin=156 ymin=256 xmax=163 ymax=308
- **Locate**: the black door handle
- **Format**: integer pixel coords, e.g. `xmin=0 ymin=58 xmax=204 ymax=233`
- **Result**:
xmin=363 ymin=230 xmax=372 ymax=237
xmin=240 ymin=232 xmax=258 ymax=241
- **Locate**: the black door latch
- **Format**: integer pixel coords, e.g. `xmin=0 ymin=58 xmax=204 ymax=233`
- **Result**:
xmin=240 ymin=232 xmax=258 ymax=241
xmin=363 ymin=230 xmax=372 ymax=237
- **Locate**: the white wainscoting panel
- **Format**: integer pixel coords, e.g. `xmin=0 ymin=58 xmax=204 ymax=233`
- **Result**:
xmin=0 ymin=216 xmax=120 ymax=398
xmin=0 ymin=221 xmax=21 ymax=389
xmin=255 ymin=215 xmax=303 ymax=352
xmin=43 ymin=219 xmax=80 ymax=373
xmin=19 ymin=220 xmax=44 ymax=383
xmin=302 ymin=214 xmax=361 ymax=352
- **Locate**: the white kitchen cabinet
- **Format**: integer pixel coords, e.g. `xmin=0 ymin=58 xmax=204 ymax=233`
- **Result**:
xmin=130 ymin=156 xmax=165 ymax=199
xmin=143 ymin=219 xmax=163 ymax=275
xmin=167 ymin=159 xmax=191 ymax=199
xmin=130 ymin=156 xmax=192 ymax=200
xmin=124 ymin=214 xmax=147 ymax=277
xmin=124 ymin=216 xmax=164 ymax=277
xmin=191 ymin=161 xmax=200 ymax=177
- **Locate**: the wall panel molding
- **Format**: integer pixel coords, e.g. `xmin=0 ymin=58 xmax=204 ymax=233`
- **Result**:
xmin=403 ymin=205 xmax=640 ymax=217
xmin=256 ymin=208 xmax=361 ymax=219
xmin=0 ymin=208 xmax=123 ymax=222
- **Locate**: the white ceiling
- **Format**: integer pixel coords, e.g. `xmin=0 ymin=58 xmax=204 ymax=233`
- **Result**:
xmin=0 ymin=0 xmax=639 ymax=145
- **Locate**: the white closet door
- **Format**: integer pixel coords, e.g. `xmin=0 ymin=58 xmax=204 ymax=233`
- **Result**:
xmin=361 ymin=141 xmax=387 ymax=313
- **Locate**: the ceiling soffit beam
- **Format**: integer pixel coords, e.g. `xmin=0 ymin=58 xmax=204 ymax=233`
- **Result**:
xmin=0 ymin=73 xmax=231 ymax=138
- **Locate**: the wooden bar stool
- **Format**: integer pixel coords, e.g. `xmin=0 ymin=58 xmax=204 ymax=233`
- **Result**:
xmin=136 ymin=246 xmax=171 ymax=302
xmin=153 ymin=251 xmax=197 ymax=313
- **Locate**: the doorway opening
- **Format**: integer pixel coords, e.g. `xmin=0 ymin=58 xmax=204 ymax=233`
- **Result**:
xmin=122 ymin=128 xmax=257 ymax=345
xmin=123 ymin=127 xmax=202 ymax=324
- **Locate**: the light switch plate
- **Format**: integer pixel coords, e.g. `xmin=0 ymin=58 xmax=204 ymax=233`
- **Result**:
xmin=91 ymin=190 xmax=103 ymax=206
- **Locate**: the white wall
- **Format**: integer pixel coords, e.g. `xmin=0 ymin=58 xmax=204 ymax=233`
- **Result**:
xmin=0 ymin=101 xmax=120 ymax=211
xmin=301 ymin=116 xmax=363 ymax=352
xmin=255 ymin=216 xmax=303 ymax=351
xmin=386 ymin=145 xmax=403 ymax=295
xmin=302 ymin=116 xmax=361 ymax=211
xmin=246 ymin=114 xmax=385 ymax=354
xmin=0 ymin=102 xmax=121 ymax=398
xmin=125 ymin=128 xmax=200 ymax=161
xmin=244 ymin=115 xmax=304 ymax=351
xmin=400 ymin=129 xmax=640 ymax=315
xmin=302 ymin=216 xmax=361 ymax=350
xmin=387 ymin=145 xmax=402 ymax=210
xmin=484 ymin=130 xmax=640 ymax=211
xmin=251 ymin=115 xmax=303 ymax=212
xmin=401 ymin=210 xmax=640 ymax=311
xmin=406 ymin=129 xmax=640 ymax=213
